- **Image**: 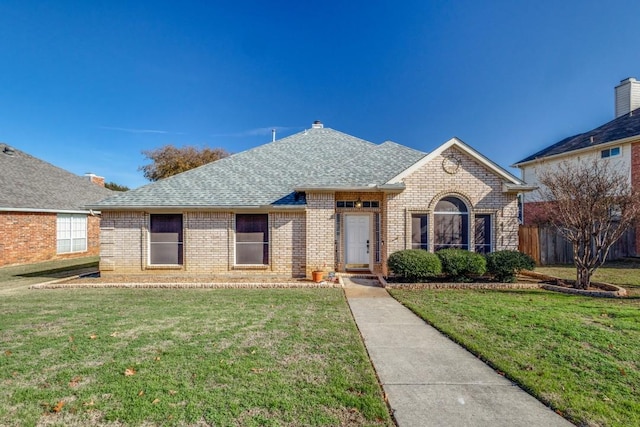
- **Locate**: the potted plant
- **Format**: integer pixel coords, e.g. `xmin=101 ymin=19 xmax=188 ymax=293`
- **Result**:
xmin=312 ymin=263 xmax=326 ymax=283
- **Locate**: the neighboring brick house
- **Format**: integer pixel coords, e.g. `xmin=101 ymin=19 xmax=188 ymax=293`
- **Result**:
xmin=0 ymin=144 xmax=113 ymax=267
xmin=513 ymin=77 xmax=640 ymax=254
xmin=91 ymin=121 xmax=532 ymax=278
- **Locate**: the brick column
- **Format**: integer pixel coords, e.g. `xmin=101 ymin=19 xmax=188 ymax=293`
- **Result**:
xmin=305 ymin=192 xmax=335 ymax=278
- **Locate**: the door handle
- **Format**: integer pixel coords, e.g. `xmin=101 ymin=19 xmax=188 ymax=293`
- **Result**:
xmin=366 ymin=240 xmax=370 ymax=253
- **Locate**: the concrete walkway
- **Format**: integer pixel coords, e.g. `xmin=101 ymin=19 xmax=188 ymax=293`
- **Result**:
xmin=342 ymin=276 xmax=572 ymax=427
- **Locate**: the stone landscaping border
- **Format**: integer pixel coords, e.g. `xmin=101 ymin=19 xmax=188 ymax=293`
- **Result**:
xmin=516 ymin=270 xmax=627 ymax=298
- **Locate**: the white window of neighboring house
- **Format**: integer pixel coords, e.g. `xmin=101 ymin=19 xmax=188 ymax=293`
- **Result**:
xmin=57 ymin=214 xmax=88 ymax=253
xmin=601 ymin=146 xmax=621 ymax=158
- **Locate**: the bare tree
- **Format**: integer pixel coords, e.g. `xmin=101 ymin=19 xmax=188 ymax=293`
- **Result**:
xmin=538 ymin=158 xmax=640 ymax=289
xmin=139 ymin=145 xmax=230 ymax=181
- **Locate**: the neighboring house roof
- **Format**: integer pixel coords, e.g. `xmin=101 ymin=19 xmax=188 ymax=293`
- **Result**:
xmin=92 ymin=125 xmax=527 ymax=210
xmin=0 ymin=144 xmax=113 ymax=213
xmin=513 ymin=107 xmax=640 ymax=166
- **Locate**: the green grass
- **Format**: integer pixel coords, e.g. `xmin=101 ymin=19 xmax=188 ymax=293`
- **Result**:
xmin=389 ymin=287 xmax=640 ymax=427
xmin=0 ymin=257 xmax=99 ymax=292
xmin=0 ymin=288 xmax=391 ymax=426
xmin=536 ymin=259 xmax=640 ymax=297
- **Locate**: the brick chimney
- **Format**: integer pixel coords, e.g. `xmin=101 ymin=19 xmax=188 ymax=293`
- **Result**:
xmin=615 ymin=77 xmax=640 ymax=117
xmin=84 ymin=173 xmax=105 ymax=187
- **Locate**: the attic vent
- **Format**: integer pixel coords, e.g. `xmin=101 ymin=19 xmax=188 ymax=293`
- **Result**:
xmin=2 ymin=145 xmax=15 ymax=156
xmin=312 ymin=120 xmax=323 ymax=129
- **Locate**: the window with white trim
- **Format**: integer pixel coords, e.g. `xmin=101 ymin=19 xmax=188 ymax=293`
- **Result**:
xmin=236 ymin=214 xmax=269 ymax=265
xmin=474 ymin=214 xmax=492 ymax=254
xmin=57 ymin=214 xmax=87 ymax=254
xmin=411 ymin=214 xmax=428 ymax=250
xmin=149 ymin=214 xmax=183 ymax=265
xmin=601 ymin=147 xmax=621 ymax=158
xmin=434 ymin=197 xmax=469 ymax=251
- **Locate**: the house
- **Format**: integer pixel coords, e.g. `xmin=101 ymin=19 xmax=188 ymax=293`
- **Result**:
xmin=90 ymin=121 xmax=532 ymax=278
xmin=0 ymin=144 xmax=113 ymax=267
xmin=513 ymin=77 xmax=640 ymax=254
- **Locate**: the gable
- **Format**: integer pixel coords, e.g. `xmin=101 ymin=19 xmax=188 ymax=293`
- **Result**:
xmin=388 ymin=137 xmax=528 ymax=190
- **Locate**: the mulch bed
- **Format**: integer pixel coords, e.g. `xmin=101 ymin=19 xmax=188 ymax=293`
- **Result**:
xmin=29 ymin=273 xmax=342 ymax=289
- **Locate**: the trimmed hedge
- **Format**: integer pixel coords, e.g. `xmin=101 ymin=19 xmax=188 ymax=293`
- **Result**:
xmin=485 ymin=250 xmax=535 ymax=282
xmin=387 ymin=250 xmax=442 ymax=282
xmin=436 ymin=248 xmax=486 ymax=281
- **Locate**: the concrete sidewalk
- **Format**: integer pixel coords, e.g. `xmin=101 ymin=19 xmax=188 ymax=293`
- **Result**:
xmin=342 ymin=276 xmax=572 ymax=427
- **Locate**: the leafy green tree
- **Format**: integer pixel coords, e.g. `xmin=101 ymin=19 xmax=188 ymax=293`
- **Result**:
xmin=104 ymin=182 xmax=130 ymax=192
xmin=139 ymin=144 xmax=230 ymax=181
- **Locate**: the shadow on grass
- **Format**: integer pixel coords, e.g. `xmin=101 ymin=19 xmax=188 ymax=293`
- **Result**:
xmin=17 ymin=261 xmax=98 ymax=278
xmin=0 ymin=256 xmax=99 ymax=289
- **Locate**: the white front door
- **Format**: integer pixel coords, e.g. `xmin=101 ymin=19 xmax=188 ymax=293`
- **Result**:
xmin=345 ymin=215 xmax=370 ymax=268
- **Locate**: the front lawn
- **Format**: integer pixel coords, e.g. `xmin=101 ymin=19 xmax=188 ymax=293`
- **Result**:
xmin=389 ymin=288 xmax=640 ymax=427
xmin=0 ymin=288 xmax=391 ymax=426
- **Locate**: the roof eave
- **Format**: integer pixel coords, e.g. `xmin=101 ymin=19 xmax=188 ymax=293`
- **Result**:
xmin=293 ymin=184 xmax=406 ymax=193
xmin=0 ymin=207 xmax=100 ymax=214
xmin=502 ymin=183 xmax=537 ymax=193
xmin=89 ymin=204 xmax=307 ymax=212
xmin=387 ymin=137 xmax=525 ymax=185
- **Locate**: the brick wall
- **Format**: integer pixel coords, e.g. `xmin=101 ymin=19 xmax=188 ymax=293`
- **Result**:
xmin=99 ymin=211 xmax=146 ymax=273
xmin=522 ymin=201 xmax=556 ymax=225
xmin=385 ymin=147 xmax=520 ymax=261
xmin=270 ymin=212 xmax=306 ymax=277
xmin=305 ymin=193 xmax=335 ymax=278
xmin=184 ymin=212 xmax=232 ymax=273
xmin=0 ymin=211 xmax=100 ymax=267
xmin=100 ymin=210 xmax=307 ymax=277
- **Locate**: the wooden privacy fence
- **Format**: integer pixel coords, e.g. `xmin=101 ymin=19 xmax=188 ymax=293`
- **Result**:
xmin=518 ymin=225 xmax=636 ymax=265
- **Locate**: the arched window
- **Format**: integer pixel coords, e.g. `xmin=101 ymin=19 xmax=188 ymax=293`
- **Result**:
xmin=434 ymin=197 xmax=469 ymax=251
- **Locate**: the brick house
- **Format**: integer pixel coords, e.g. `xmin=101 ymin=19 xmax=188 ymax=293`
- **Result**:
xmin=0 ymin=144 xmax=113 ymax=267
xmin=513 ymin=77 xmax=640 ymax=254
xmin=91 ymin=122 xmax=532 ymax=278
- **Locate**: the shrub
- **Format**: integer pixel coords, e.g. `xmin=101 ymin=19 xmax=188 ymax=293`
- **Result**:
xmin=436 ymin=248 xmax=486 ymax=281
xmin=485 ymin=250 xmax=535 ymax=282
xmin=387 ymin=250 xmax=442 ymax=282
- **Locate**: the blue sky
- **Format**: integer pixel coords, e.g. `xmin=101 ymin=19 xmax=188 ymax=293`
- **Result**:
xmin=2 ymin=1 xmax=640 ymax=189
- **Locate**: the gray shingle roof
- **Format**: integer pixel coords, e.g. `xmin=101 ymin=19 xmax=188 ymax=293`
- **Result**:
xmin=514 ymin=107 xmax=640 ymax=165
xmin=0 ymin=144 xmax=113 ymax=211
xmin=93 ymin=127 xmax=426 ymax=209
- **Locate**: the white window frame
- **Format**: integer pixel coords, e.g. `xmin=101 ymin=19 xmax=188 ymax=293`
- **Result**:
xmin=434 ymin=197 xmax=470 ymax=251
xmin=57 ymin=214 xmax=88 ymax=254
xmin=474 ymin=213 xmax=493 ymax=254
xmin=148 ymin=214 xmax=184 ymax=266
xmin=601 ymin=146 xmax=621 ymax=159
xmin=234 ymin=213 xmax=270 ymax=266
